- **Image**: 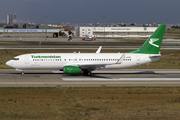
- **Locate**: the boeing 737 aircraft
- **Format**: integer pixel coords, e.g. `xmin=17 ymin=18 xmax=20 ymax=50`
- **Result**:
xmin=6 ymin=25 xmax=166 ymax=75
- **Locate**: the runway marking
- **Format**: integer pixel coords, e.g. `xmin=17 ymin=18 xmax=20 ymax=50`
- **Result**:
xmin=62 ymin=78 xmax=180 ymax=81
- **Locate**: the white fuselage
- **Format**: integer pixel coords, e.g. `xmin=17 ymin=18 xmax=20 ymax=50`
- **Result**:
xmin=6 ymin=53 xmax=160 ymax=70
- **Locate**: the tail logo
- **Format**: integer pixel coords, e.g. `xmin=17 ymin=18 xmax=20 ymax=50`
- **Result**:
xmin=149 ymin=38 xmax=159 ymax=48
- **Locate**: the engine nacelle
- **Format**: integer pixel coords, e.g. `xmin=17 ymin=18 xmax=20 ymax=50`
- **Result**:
xmin=82 ymin=38 xmax=85 ymax=40
xmin=63 ymin=66 xmax=81 ymax=74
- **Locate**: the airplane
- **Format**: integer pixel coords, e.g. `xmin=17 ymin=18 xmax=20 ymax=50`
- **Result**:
xmin=82 ymin=34 xmax=96 ymax=41
xmin=6 ymin=24 xmax=166 ymax=76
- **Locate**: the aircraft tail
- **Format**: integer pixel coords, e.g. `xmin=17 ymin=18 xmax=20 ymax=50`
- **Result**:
xmin=127 ymin=24 xmax=166 ymax=54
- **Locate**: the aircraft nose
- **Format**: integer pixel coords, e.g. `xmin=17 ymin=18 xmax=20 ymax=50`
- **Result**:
xmin=6 ymin=60 xmax=12 ymax=67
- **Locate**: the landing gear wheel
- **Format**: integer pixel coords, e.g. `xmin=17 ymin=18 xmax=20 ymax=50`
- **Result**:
xmin=83 ymin=70 xmax=92 ymax=76
xmin=87 ymin=71 xmax=92 ymax=76
xmin=83 ymin=70 xmax=87 ymax=75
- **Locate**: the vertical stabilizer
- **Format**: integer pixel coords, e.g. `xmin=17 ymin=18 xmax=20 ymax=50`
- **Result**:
xmin=127 ymin=24 xmax=166 ymax=54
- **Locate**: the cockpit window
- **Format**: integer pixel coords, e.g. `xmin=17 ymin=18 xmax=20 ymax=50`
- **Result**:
xmin=12 ymin=58 xmax=19 ymax=60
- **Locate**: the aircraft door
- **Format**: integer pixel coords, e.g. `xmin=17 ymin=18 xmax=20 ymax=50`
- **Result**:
xmin=25 ymin=55 xmax=29 ymax=64
xmin=136 ymin=56 xmax=140 ymax=64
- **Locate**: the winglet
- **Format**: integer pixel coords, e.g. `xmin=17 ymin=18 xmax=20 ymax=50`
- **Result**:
xmin=96 ymin=46 xmax=102 ymax=53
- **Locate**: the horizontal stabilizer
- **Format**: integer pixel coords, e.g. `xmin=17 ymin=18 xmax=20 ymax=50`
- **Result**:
xmin=149 ymin=54 xmax=173 ymax=59
xmin=149 ymin=54 xmax=161 ymax=58
xmin=161 ymin=54 xmax=173 ymax=57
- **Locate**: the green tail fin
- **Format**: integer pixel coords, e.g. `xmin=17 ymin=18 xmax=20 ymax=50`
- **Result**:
xmin=127 ymin=24 xmax=166 ymax=54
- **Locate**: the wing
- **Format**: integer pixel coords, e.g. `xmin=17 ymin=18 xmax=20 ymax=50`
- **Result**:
xmin=78 ymin=63 xmax=112 ymax=70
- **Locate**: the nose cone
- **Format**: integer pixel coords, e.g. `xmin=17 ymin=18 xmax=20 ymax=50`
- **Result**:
xmin=6 ymin=60 xmax=12 ymax=67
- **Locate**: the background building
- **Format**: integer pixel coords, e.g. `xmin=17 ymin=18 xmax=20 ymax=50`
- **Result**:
xmin=0 ymin=29 xmax=59 ymax=38
xmin=6 ymin=14 xmax=13 ymax=25
xmin=77 ymin=26 xmax=158 ymax=38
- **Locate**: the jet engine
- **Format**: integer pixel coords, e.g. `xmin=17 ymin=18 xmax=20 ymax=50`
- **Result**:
xmin=63 ymin=66 xmax=81 ymax=74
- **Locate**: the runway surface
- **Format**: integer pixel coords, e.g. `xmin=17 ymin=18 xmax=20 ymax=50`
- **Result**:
xmin=0 ymin=69 xmax=180 ymax=87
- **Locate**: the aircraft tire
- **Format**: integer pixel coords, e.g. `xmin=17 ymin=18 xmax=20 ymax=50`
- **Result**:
xmin=83 ymin=70 xmax=92 ymax=76
xmin=87 ymin=71 xmax=92 ymax=76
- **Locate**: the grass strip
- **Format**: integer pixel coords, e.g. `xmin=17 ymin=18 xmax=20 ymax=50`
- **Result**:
xmin=0 ymin=87 xmax=180 ymax=119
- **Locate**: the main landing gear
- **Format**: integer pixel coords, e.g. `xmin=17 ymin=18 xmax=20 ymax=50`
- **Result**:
xmin=83 ymin=70 xmax=92 ymax=76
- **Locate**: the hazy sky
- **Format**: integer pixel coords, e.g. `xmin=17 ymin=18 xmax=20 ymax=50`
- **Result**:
xmin=0 ymin=0 xmax=179 ymax=24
